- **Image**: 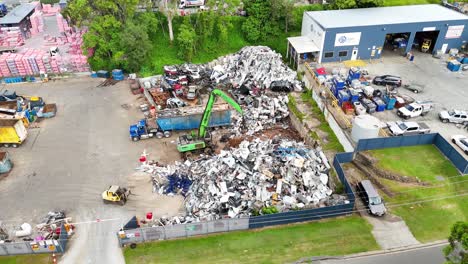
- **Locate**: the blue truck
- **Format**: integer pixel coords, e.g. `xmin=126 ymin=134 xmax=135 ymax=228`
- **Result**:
xmin=129 ymin=104 xmax=232 ymax=141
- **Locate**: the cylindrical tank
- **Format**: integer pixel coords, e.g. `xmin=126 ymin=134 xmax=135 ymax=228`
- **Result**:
xmin=351 ymin=114 xmax=381 ymax=142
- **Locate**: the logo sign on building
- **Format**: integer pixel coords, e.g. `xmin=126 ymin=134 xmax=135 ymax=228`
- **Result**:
xmin=334 ymin=32 xmax=361 ymax=47
xmin=445 ymin=25 xmax=464 ymax=39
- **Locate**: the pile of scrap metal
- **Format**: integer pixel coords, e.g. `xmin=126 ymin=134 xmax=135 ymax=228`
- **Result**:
xmin=0 ymin=211 xmax=74 ymax=243
xmin=138 ymin=138 xmax=348 ymax=225
xmin=208 ymin=46 xmax=302 ymax=92
xmin=231 ymin=94 xmax=289 ymax=135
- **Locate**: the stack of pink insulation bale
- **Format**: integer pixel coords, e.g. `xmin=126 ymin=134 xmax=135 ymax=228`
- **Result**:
xmin=30 ymin=11 xmax=45 ymax=36
xmin=0 ymin=49 xmax=66 ymax=76
xmin=0 ymin=28 xmax=25 ymax=47
xmin=56 ymin=13 xmax=72 ymax=33
xmin=70 ymin=55 xmax=89 ymax=72
xmin=42 ymin=4 xmax=61 ymax=16
xmin=68 ymin=30 xmax=87 ymax=55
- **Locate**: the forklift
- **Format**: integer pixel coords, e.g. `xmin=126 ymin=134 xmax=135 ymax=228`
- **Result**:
xmin=102 ymin=185 xmax=131 ymax=205
xmin=177 ymin=89 xmax=243 ymax=159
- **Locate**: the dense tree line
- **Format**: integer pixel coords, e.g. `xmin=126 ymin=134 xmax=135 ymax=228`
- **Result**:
xmin=63 ymin=0 xmax=383 ymax=72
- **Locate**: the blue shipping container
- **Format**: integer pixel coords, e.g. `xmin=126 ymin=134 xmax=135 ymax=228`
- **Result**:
xmin=0 ymin=152 xmax=12 ymax=174
xmin=157 ymin=110 xmax=232 ymax=131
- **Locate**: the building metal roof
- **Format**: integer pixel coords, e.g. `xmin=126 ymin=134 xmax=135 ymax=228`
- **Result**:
xmin=0 ymin=3 xmax=36 ymax=25
xmin=306 ymin=4 xmax=468 ymax=29
xmin=287 ymin=36 xmax=320 ymax=54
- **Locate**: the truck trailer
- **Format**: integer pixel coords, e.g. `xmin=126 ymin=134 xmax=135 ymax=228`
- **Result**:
xmin=130 ymin=104 xmax=232 ymax=141
xmin=0 ymin=119 xmax=27 ymax=147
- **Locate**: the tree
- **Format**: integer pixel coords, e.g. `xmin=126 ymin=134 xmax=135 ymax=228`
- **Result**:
xmin=63 ymin=0 xmax=139 ymax=25
xmin=83 ymin=15 xmax=122 ymax=69
xmin=357 ymin=0 xmax=383 ymax=8
xmin=444 ymin=221 xmax=468 ymax=264
xmin=331 ymin=0 xmax=357 ymax=9
xmin=242 ymin=0 xmax=274 ymax=42
xmin=177 ymin=21 xmax=197 ymax=61
xmin=158 ymin=0 xmax=179 ymax=43
xmin=119 ymin=22 xmax=152 ymax=72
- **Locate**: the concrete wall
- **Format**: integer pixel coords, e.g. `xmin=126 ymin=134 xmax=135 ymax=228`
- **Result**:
xmin=319 ymin=20 xmax=468 ymax=62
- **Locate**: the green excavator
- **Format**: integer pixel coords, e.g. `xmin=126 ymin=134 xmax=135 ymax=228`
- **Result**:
xmin=177 ymin=89 xmax=243 ymax=159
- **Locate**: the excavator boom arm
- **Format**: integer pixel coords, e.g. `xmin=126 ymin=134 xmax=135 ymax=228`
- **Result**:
xmin=198 ymin=89 xmax=243 ymax=138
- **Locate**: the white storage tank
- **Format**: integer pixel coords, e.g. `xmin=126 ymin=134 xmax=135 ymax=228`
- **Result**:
xmin=351 ymin=114 xmax=381 ymax=142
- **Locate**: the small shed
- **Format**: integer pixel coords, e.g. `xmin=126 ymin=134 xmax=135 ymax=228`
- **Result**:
xmin=0 ymin=3 xmax=37 ymax=39
xmin=287 ymin=36 xmax=320 ymax=68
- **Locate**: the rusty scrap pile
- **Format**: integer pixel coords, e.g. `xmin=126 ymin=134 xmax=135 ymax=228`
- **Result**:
xmin=139 ymin=138 xmax=348 ymax=225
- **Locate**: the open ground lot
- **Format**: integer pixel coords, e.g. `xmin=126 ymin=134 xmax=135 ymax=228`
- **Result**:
xmin=0 ymin=78 xmax=184 ymax=263
xmin=367 ymin=53 xmax=467 ymax=139
xmin=347 ymin=145 xmax=467 ymax=242
xmin=124 ymin=216 xmax=378 ymax=264
xmin=323 ymin=52 xmax=468 ymax=155
xmin=0 ymin=254 xmax=51 ymax=264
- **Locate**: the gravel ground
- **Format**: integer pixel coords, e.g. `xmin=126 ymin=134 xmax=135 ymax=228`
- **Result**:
xmin=0 ymin=78 xmax=183 ymax=263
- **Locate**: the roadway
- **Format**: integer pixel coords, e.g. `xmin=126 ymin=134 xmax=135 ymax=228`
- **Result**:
xmin=316 ymin=244 xmax=446 ymax=264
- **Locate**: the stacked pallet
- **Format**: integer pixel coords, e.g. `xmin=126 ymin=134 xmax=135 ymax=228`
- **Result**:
xmin=68 ymin=31 xmax=87 ymax=55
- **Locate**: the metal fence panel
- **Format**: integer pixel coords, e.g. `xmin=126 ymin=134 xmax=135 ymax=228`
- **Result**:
xmin=31 ymin=240 xmax=60 ymax=254
xmin=435 ymin=134 xmax=468 ymax=174
xmin=228 ymin=218 xmax=249 ymax=231
xmin=186 ymin=222 xmax=208 ymax=237
xmin=119 ymin=228 xmax=145 ymax=246
xmin=164 ymin=224 xmax=186 ymax=239
xmin=207 ymin=219 xmax=229 ymax=233
xmin=0 ymin=244 xmax=8 ymax=255
xmin=3 ymin=242 xmax=32 ymax=255
xmin=143 ymin=226 xmax=165 ymax=241
xmin=248 ymin=203 xmax=354 ymax=229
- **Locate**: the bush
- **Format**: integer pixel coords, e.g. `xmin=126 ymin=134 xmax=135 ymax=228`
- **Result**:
xmin=261 ymin=206 xmax=279 ymax=215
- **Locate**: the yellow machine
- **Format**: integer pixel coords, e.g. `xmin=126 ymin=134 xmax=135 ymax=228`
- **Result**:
xmin=102 ymin=185 xmax=130 ymax=205
xmin=0 ymin=119 xmax=28 ymax=148
xmin=421 ymin=38 xmax=432 ymax=53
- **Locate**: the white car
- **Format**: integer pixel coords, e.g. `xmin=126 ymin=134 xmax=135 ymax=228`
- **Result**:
xmin=452 ymin=135 xmax=468 ymax=155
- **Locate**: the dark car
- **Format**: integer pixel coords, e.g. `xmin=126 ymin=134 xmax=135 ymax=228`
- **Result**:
xmin=372 ymin=75 xmax=402 ymax=87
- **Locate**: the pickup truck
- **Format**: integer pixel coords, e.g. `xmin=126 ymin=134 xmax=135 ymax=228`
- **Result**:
xmin=397 ymin=101 xmax=433 ymax=119
xmin=439 ymin=110 xmax=468 ymax=125
xmin=387 ymin=121 xmax=430 ymax=136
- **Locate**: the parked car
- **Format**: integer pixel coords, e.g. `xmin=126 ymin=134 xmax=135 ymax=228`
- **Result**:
xmin=386 ymin=121 xmax=431 ymax=136
xmin=353 ymin=101 xmax=367 ymax=115
xmin=397 ymin=101 xmax=434 ymax=119
xmin=402 ymin=83 xmax=425 ymax=93
xmin=439 ymin=110 xmax=468 ymax=125
xmin=452 ymin=135 xmax=468 ymax=155
xmin=372 ymin=75 xmax=402 ymax=87
xmin=186 ymin=86 xmax=198 ymax=100
xmin=356 ymin=180 xmax=386 ymax=217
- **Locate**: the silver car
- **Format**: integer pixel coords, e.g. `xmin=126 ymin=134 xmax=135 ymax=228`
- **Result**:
xmin=439 ymin=110 xmax=468 ymax=125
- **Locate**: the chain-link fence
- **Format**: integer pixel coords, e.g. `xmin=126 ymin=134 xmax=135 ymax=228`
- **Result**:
xmin=0 ymin=224 xmax=68 ymax=256
xmin=118 ymin=218 xmax=249 ymax=246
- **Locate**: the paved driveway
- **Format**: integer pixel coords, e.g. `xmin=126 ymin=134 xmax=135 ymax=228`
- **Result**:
xmin=0 ymin=78 xmax=182 ymax=263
